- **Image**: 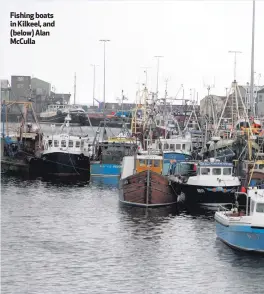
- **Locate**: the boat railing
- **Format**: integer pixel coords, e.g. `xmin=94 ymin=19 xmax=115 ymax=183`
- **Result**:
xmin=217 ymin=203 xmax=235 ymax=212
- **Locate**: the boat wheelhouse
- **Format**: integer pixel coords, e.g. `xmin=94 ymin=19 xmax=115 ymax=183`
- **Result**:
xmin=162 ymin=151 xmax=193 ymax=175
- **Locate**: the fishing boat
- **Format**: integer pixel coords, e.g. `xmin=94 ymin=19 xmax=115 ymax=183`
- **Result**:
xmin=90 ymin=122 xmax=140 ymax=185
xmin=39 ymin=114 xmax=90 ymax=180
xmin=239 ymin=160 xmax=264 ymax=187
xmin=39 ymin=104 xmax=88 ymax=125
xmin=169 ymin=159 xmax=241 ymax=209
xmin=1 ymin=100 xmax=43 ymax=175
xmin=148 ymin=131 xmax=194 ymax=174
xmin=215 ymin=188 xmax=264 ymax=253
xmin=119 ymin=154 xmax=177 ymax=207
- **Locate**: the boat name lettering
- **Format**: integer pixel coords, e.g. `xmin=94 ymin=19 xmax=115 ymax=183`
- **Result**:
xmin=197 ymin=189 xmax=205 ymax=193
xmin=138 ymin=156 xmax=160 ymax=160
xmin=199 ymin=162 xmax=233 ymax=167
xmin=100 ymin=164 xmax=120 ymax=168
xmin=247 ymin=233 xmax=259 ymax=240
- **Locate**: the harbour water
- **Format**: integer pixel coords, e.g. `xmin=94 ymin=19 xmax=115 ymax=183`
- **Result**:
xmin=2 ymin=174 xmax=264 ymax=294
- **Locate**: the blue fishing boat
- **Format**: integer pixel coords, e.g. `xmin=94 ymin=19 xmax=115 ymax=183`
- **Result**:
xmin=90 ymin=129 xmax=140 ymax=185
xmin=215 ymin=188 xmax=264 ymax=253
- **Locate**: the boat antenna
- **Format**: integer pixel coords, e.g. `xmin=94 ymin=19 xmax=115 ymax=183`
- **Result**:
xmin=154 ymin=55 xmax=164 ymax=98
xmin=203 ymin=80 xmax=215 ymax=128
xmin=250 ymin=0 xmax=256 ymax=116
xmin=141 ymin=67 xmax=151 ymax=87
xmin=228 ymin=50 xmax=242 ymax=83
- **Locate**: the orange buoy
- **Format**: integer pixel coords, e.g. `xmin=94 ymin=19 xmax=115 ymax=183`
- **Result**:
xmin=240 ymin=186 xmax=246 ymax=193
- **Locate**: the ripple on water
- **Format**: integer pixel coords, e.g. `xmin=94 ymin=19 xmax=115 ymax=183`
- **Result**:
xmin=1 ymin=174 xmax=264 ymax=294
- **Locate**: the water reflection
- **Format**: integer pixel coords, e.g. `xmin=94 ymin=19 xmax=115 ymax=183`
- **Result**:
xmin=2 ymin=173 xmax=264 ymax=294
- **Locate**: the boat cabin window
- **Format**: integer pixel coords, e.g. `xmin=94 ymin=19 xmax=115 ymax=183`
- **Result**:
xmin=176 ymin=144 xmax=181 ymax=150
xmin=81 ymin=141 xmax=84 ymax=148
xmin=68 ymin=140 xmax=73 ymax=148
xmin=164 ymin=143 xmax=169 ymax=150
xmin=256 ymin=203 xmax=264 ymax=213
xmin=154 ymin=160 xmax=160 ymax=167
xmin=201 ymin=168 xmax=210 ymax=175
xmin=137 ymin=159 xmax=161 ymax=168
xmin=182 ymin=144 xmax=185 ymax=150
xmin=61 ymin=140 xmax=66 ymax=148
xmin=48 ymin=140 xmax=52 ymax=147
xmin=139 ymin=159 xmax=145 ymax=166
xmin=170 ymin=144 xmax=175 ymax=151
xmin=223 ymin=168 xmax=232 ymax=175
xmin=259 ymin=164 xmax=264 ymax=170
xmin=125 ymin=147 xmax=131 ymax=156
xmin=75 ymin=141 xmax=80 ymax=148
xmin=54 ymin=140 xmax=59 ymax=147
xmin=212 ymin=168 xmax=221 ymax=175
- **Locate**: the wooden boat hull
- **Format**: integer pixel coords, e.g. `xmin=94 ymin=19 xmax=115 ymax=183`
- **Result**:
xmin=119 ymin=170 xmax=177 ymax=207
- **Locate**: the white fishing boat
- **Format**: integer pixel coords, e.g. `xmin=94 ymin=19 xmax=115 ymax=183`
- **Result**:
xmin=39 ymin=114 xmax=90 ymax=179
xmin=215 ymin=188 xmax=264 ymax=253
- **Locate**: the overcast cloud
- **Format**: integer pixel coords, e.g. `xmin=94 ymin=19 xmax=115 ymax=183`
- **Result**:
xmin=0 ymin=0 xmax=264 ymax=105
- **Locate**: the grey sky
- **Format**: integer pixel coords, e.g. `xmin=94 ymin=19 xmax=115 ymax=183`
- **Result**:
xmin=1 ymin=0 xmax=264 ymax=106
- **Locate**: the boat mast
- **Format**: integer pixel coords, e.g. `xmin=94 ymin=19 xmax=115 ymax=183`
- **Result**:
xmin=2 ymin=100 xmax=6 ymax=137
xmin=250 ymin=0 xmax=256 ymax=117
xmin=164 ymin=78 xmax=168 ymax=138
xmin=154 ymin=55 xmax=163 ymax=98
xmin=74 ymin=72 xmax=76 ymax=105
xmin=121 ymin=89 xmax=124 ymax=118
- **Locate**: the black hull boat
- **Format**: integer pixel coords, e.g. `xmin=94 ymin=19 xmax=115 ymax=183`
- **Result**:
xmin=37 ymin=114 xmax=91 ymax=180
xmin=169 ymin=160 xmax=241 ymax=210
xmin=38 ymin=152 xmax=90 ymax=180
xmin=174 ymin=183 xmax=241 ymax=210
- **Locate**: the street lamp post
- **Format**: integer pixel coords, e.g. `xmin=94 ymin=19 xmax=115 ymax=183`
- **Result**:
xmin=99 ymin=39 xmax=110 ymax=116
xmin=90 ymin=64 xmax=98 ymax=107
